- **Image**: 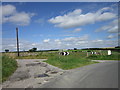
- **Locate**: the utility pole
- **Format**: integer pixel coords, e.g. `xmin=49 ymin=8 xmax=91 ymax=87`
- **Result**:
xmin=16 ymin=27 xmax=19 ymax=56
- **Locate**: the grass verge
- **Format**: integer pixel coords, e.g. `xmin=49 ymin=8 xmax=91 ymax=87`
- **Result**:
xmin=2 ymin=55 xmax=18 ymax=82
xmin=45 ymin=52 xmax=98 ymax=70
xmin=87 ymin=54 xmax=119 ymax=60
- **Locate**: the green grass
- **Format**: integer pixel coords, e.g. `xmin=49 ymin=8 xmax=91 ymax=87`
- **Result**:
xmin=44 ymin=51 xmax=119 ymax=70
xmin=45 ymin=52 xmax=98 ymax=70
xmin=2 ymin=55 xmax=18 ymax=82
xmin=87 ymin=54 xmax=119 ymax=60
xmin=87 ymin=51 xmax=120 ymax=60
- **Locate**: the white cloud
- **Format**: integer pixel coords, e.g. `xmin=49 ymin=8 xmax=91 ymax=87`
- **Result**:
xmin=7 ymin=12 xmax=34 ymax=25
xmin=43 ymin=39 xmax=50 ymax=43
xmin=95 ymin=19 xmax=118 ymax=39
xmin=54 ymin=39 xmax=62 ymax=45
xmin=93 ymin=39 xmax=103 ymax=42
xmin=63 ymin=37 xmax=76 ymax=41
xmin=95 ymin=19 xmax=118 ymax=33
xmin=95 ymin=25 xmax=112 ymax=32
xmin=73 ymin=28 xmax=81 ymax=33
xmin=63 ymin=28 xmax=81 ymax=36
xmin=62 ymin=34 xmax=88 ymax=42
xmin=48 ymin=7 xmax=116 ymax=29
xmin=96 ymin=13 xmax=116 ymax=21
xmin=31 ymin=43 xmax=37 ymax=46
xmin=54 ymin=39 xmax=60 ymax=42
xmin=1 ymin=4 xmax=35 ymax=26
xmin=95 ymin=18 xmax=118 ymax=40
xmin=107 ymin=34 xmax=116 ymax=39
xmin=108 ymin=26 xmax=118 ymax=33
xmin=1 ymin=4 xmax=16 ymax=16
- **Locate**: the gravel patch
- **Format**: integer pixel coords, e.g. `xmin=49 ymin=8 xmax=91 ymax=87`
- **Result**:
xmin=2 ymin=59 xmax=66 ymax=88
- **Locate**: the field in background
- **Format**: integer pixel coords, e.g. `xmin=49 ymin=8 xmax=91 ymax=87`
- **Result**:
xmin=2 ymin=51 xmax=58 ymax=59
xmin=2 ymin=50 xmax=119 ymax=60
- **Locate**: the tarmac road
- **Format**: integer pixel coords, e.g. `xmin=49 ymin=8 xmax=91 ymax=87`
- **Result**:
xmin=40 ymin=61 xmax=118 ymax=88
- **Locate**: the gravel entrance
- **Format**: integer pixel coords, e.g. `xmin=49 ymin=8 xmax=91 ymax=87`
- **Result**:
xmin=2 ymin=59 xmax=66 ymax=88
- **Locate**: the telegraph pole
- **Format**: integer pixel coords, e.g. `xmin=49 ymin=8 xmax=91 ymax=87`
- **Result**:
xmin=16 ymin=27 xmax=19 ymax=56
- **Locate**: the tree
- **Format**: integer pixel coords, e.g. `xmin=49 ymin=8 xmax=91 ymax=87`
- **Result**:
xmin=5 ymin=49 xmax=9 ymax=53
xmin=32 ymin=48 xmax=37 ymax=51
xmin=115 ymin=46 xmax=120 ymax=48
xmin=29 ymin=49 xmax=33 ymax=52
xmin=29 ymin=48 xmax=37 ymax=52
xmin=74 ymin=48 xmax=77 ymax=50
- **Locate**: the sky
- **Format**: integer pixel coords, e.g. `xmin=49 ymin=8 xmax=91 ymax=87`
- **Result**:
xmin=1 ymin=2 xmax=119 ymax=52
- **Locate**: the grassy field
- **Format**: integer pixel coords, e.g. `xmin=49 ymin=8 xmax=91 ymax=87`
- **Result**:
xmin=1 ymin=55 xmax=18 ymax=82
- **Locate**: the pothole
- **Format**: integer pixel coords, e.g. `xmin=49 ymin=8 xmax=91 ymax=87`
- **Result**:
xmin=50 ymin=71 xmax=58 ymax=74
xmin=26 ymin=62 xmax=48 ymax=67
xmin=34 ymin=73 xmax=49 ymax=78
xmin=26 ymin=63 xmax=41 ymax=66
xmin=38 ymin=82 xmax=42 ymax=84
xmin=40 ymin=63 xmax=47 ymax=67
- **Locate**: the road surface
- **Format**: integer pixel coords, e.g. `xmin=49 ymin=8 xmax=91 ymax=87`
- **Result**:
xmin=40 ymin=61 xmax=118 ymax=88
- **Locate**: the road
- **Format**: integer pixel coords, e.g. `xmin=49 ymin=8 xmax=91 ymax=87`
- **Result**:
xmin=40 ymin=61 xmax=118 ymax=88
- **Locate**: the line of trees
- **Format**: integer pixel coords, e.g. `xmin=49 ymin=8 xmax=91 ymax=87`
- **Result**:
xmin=4 ymin=47 xmax=37 ymax=52
xmin=5 ymin=46 xmax=120 ymax=53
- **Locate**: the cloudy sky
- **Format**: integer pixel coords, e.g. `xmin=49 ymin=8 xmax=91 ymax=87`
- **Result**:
xmin=1 ymin=2 xmax=119 ymax=52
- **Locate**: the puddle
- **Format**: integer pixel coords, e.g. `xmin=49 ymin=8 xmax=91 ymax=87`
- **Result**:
xmin=40 ymin=63 xmax=47 ymax=67
xmin=26 ymin=63 xmax=41 ymax=66
xmin=35 ymin=73 xmax=49 ymax=78
xmin=50 ymin=71 xmax=58 ymax=74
